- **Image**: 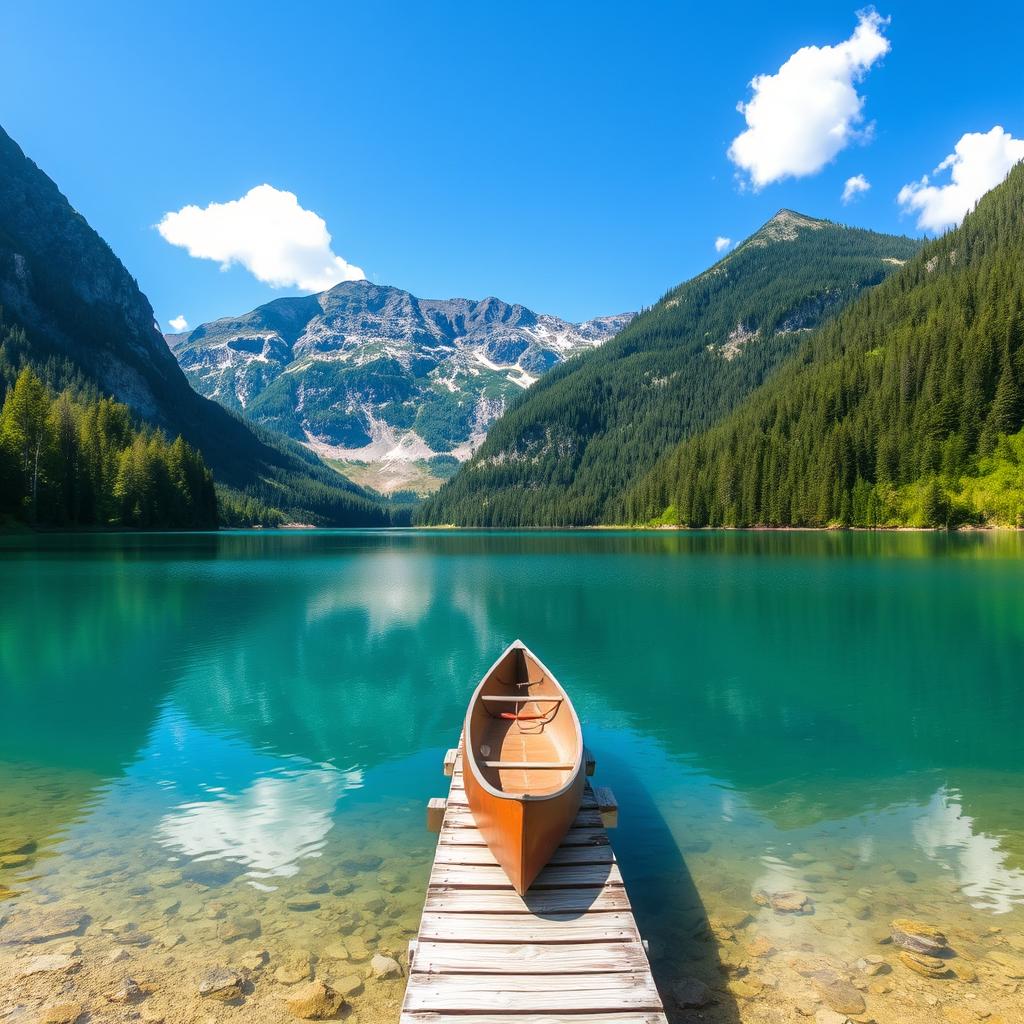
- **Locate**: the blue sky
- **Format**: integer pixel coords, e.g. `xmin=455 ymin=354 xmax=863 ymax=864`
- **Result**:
xmin=2 ymin=1 xmax=1022 ymax=327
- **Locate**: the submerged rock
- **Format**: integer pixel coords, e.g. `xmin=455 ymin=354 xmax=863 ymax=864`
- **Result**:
xmin=2 ymin=907 xmax=88 ymax=943
xmin=746 ymin=935 xmax=776 ymax=958
xmin=218 ymin=916 xmax=261 ymax=942
xmin=18 ymin=953 xmax=80 ymax=977
xmin=275 ymin=953 xmax=313 ymax=985
xmin=286 ymin=899 xmax=321 ymax=913
xmin=890 ymin=919 xmax=947 ymax=954
xmin=672 ymin=977 xmax=712 ymax=1008
xmin=898 ymin=950 xmax=951 ymax=978
xmin=813 ymin=1010 xmax=848 ymax=1024
xmin=341 ymin=855 xmax=382 ymax=874
xmin=754 ymin=889 xmax=813 ymax=914
xmin=814 ymin=978 xmax=865 ymax=1015
xmin=105 ymin=977 xmax=144 ymax=1004
xmin=236 ymin=949 xmax=270 ymax=973
xmin=199 ymin=966 xmax=245 ymax=1001
xmin=951 ymin=959 xmax=978 ymax=983
xmin=181 ymin=860 xmax=244 ymax=888
xmin=37 ymin=1003 xmax=83 ymax=1024
xmin=988 ymin=948 xmax=1024 ymax=978
xmin=854 ymin=955 xmax=889 ymax=976
xmin=0 ymin=838 xmax=37 ymax=857
xmin=370 ymin=953 xmax=402 ymax=979
xmin=283 ymin=980 xmax=344 ymax=1019
xmin=330 ymin=975 xmax=363 ymax=998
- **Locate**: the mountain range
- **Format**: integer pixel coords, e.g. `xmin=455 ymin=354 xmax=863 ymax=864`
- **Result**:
xmin=419 ymin=211 xmax=922 ymax=525
xmin=168 ymin=284 xmax=633 ymax=495
xmin=0 ymin=123 xmax=389 ymax=526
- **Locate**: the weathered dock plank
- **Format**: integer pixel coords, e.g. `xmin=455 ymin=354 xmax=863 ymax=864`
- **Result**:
xmin=398 ymin=747 xmax=667 ymax=1024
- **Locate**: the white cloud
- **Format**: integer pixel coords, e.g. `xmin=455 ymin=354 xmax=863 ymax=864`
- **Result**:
xmin=157 ymin=184 xmax=365 ymax=293
xmin=168 ymin=314 xmax=189 ymax=332
xmin=897 ymin=126 xmax=1024 ymax=232
xmin=842 ymin=173 xmax=871 ymax=203
xmin=714 ymin=236 xmax=733 ymax=252
xmin=728 ymin=9 xmax=890 ymax=189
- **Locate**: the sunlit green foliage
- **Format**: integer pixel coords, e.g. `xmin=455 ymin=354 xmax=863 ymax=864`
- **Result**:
xmin=0 ymin=362 xmax=217 ymax=529
xmin=625 ymin=164 xmax=1024 ymax=529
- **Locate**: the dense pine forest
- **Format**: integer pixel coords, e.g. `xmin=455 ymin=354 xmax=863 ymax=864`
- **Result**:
xmin=0 ymin=323 xmax=217 ymax=529
xmin=625 ymin=164 xmax=1024 ymax=528
xmin=418 ymin=213 xmax=920 ymax=526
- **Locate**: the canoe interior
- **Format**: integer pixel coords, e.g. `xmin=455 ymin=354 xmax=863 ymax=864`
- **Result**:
xmin=468 ymin=644 xmax=579 ymax=796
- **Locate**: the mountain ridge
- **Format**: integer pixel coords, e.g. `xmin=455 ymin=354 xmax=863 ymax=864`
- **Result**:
xmin=418 ymin=210 xmax=922 ymax=526
xmin=169 ymin=280 xmax=633 ymax=494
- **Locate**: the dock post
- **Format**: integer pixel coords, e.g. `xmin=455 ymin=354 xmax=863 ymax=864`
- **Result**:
xmin=426 ymin=797 xmax=447 ymax=833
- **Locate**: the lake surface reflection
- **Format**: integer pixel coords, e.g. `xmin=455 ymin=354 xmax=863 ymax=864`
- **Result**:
xmin=1 ymin=530 xmax=1022 ymax=1023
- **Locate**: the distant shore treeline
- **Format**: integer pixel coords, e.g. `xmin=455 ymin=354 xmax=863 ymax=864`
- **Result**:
xmin=0 ymin=324 xmax=217 ymax=530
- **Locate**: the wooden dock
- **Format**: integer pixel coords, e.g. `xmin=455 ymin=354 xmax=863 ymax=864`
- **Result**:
xmin=399 ymin=741 xmax=668 ymax=1023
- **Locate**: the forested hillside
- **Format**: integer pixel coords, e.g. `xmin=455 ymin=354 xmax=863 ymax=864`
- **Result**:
xmin=0 ymin=325 xmax=217 ymax=529
xmin=625 ymin=163 xmax=1024 ymax=528
xmin=418 ymin=212 xmax=920 ymax=526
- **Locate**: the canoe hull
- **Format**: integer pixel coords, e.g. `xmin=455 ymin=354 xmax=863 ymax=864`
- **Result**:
xmin=461 ymin=734 xmax=585 ymax=894
xmin=461 ymin=640 xmax=585 ymax=896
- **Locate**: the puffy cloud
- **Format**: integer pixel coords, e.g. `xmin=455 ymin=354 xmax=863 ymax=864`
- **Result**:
xmin=714 ymin=236 xmax=733 ymax=252
xmin=157 ymin=184 xmax=365 ymax=292
xmin=897 ymin=126 xmax=1024 ymax=231
xmin=728 ymin=9 xmax=890 ymax=189
xmin=842 ymin=173 xmax=871 ymax=203
xmin=168 ymin=314 xmax=189 ymax=332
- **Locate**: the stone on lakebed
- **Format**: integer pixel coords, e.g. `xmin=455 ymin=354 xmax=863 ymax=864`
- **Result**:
xmin=890 ymin=918 xmax=947 ymax=954
xmin=898 ymin=950 xmax=951 ymax=978
xmin=283 ymin=979 xmax=344 ymax=1020
xmin=37 ymin=1003 xmax=83 ymax=1024
xmin=198 ymin=966 xmax=245 ymax=1001
xmin=672 ymin=977 xmax=712 ymax=1008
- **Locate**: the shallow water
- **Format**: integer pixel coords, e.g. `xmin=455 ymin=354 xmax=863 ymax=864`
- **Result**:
xmin=1 ymin=529 xmax=1023 ymax=1023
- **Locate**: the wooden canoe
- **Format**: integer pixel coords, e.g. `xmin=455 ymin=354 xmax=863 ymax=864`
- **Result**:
xmin=461 ymin=639 xmax=586 ymax=895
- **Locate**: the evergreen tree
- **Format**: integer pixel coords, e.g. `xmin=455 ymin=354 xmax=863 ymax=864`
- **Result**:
xmin=0 ymin=368 xmax=51 ymax=520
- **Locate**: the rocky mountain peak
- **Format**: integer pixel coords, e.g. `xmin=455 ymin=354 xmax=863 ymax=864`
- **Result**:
xmin=171 ymin=282 xmax=635 ymax=495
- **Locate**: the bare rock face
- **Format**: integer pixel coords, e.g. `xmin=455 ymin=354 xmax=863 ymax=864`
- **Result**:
xmin=198 ymin=966 xmax=245 ymax=1002
xmin=890 ymin=919 xmax=948 ymax=954
xmin=283 ymin=980 xmax=344 ymax=1020
xmin=169 ymin=280 xmax=635 ymax=491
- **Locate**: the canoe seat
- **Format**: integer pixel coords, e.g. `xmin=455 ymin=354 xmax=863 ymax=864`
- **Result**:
xmin=482 ymin=760 xmax=575 ymax=769
xmin=480 ymin=695 xmax=563 ymax=703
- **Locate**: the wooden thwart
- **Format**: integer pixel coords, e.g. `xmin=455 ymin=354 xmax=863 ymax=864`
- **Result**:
xmin=401 ymin=746 xmax=666 ymax=1024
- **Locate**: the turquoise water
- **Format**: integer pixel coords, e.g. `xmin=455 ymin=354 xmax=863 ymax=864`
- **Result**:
xmin=1 ymin=530 xmax=1023 ymax=1023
